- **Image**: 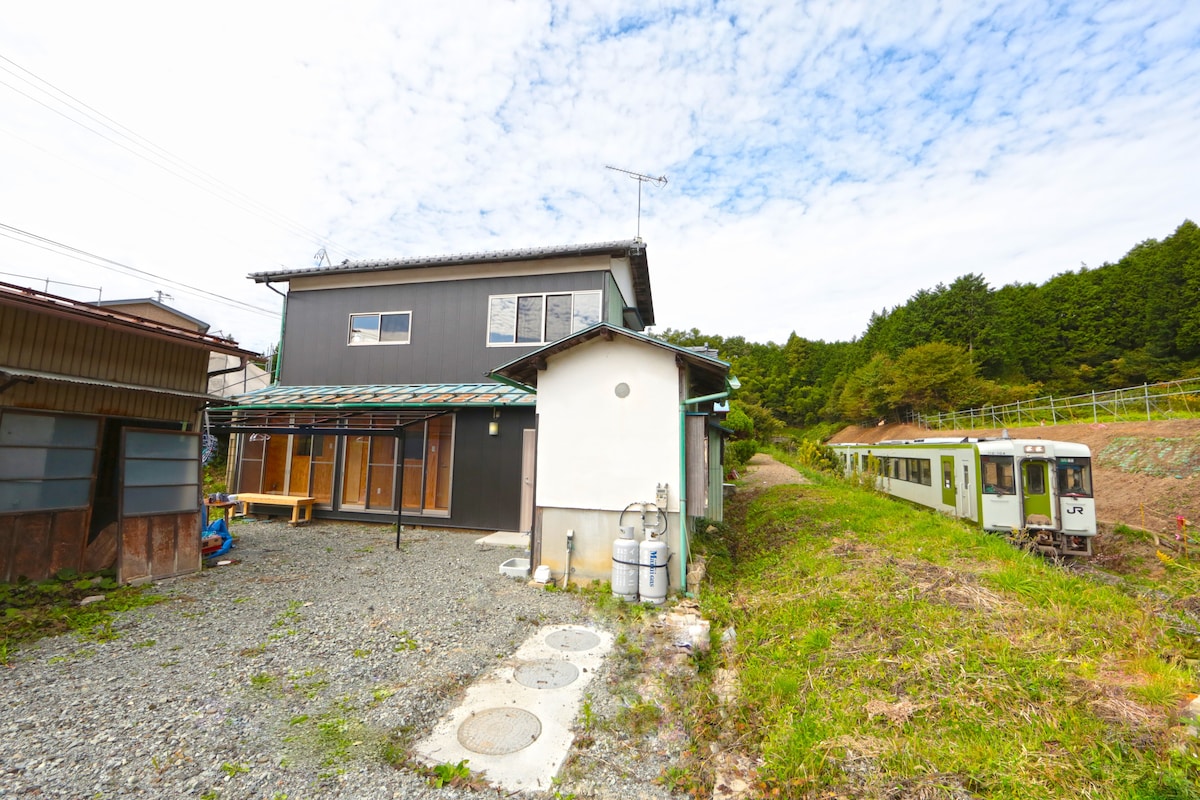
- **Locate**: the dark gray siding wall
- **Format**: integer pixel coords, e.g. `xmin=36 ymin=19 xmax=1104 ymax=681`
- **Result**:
xmin=437 ymin=407 xmax=532 ymax=530
xmin=281 ymin=272 xmax=606 ymax=385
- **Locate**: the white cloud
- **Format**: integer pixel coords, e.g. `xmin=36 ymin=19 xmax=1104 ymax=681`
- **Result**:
xmin=0 ymin=0 xmax=1197 ymax=352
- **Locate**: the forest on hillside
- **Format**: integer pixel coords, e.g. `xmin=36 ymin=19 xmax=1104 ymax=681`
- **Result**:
xmin=661 ymin=220 xmax=1200 ymax=432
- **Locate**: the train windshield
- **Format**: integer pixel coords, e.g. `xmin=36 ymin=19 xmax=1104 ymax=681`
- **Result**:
xmin=980 ymin=455 xmax=1016 ymax=495
xmin=1057 ymin=457 xmax=1093 ymax=497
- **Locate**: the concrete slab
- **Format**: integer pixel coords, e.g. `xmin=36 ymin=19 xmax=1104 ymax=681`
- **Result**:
xmin=413 ymin=623 xmax=612 ymax=792
xmin=475 ymin=530 xmax=529 ymax=548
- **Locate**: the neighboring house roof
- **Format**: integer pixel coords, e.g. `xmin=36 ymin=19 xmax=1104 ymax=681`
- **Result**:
xmin=248 ymin=239 xmax=655 ymax=326
xmin=95 ymin=298 xmax=211 ymax=333
xmin=208 ymin=353 xmax=272 ymax=397
xmin=0 ymin=282 xmax=256 ymax=358
xmin=489 ymin=323 xmax=730 ymax=394
xmin=207 ymin=382 xmax=534 ymax=431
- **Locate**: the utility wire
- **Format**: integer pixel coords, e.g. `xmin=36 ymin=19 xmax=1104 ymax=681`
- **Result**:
xmin=0 ymin=268 xmax=101 ymax=296
xmin=0 ymin=222 xmax=280 ymax=318
xmin=0 ymin=53 xmax=360 ymax=259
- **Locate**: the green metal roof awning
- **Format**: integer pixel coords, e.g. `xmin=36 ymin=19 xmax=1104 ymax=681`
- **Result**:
xmin=207 ymin=382 xmax=534 ymax=433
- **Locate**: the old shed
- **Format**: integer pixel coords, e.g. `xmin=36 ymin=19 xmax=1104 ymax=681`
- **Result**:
xmin=0 ymin=282 xmax=258 ymax=584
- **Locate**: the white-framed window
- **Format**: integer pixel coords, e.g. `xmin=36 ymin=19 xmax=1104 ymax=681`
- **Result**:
xmin=348 ymin=311 xmax=411 ymax=345
xmin=487 ymin=290 xmax=601 ymax=346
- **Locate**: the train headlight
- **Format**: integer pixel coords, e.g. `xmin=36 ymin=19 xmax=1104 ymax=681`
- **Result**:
xmin=1024 ymin=445 xmax=1045 ymax=454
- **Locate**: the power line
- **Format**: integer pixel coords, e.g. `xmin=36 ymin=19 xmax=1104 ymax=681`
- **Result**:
xmin=0 ymin=53 xmax=361 ymax=260
xmin=0 ymin=269 xmax=101 ymax=297
xmin=0 ymin=222 xmax=280 ymax=318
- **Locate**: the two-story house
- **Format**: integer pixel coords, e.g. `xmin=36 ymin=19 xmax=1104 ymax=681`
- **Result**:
xmin=213 ymin=241 xmax=656 ymax=534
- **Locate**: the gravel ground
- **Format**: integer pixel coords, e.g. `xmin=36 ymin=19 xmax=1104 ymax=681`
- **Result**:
xmin=0 ymin=520 xmax=687 ymax=799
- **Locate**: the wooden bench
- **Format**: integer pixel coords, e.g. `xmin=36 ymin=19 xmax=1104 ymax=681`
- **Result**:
xmin=233 ymin=493 xmax=316 ymax=526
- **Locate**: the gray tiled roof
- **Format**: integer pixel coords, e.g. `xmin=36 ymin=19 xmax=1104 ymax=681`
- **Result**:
xmin=249 ymin=240 xmax=644 ymax=282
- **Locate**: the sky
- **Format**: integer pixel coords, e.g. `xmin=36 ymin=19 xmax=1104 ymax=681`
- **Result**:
xmin=1 ymin=1 xmax=1198 ymax=354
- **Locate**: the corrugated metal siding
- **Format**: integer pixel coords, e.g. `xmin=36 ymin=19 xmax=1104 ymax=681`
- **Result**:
xmin=686 ymin=415 xmax=709 ymax=517
xmin=1 ymin=305 xmax=209 ymax=393
xmin=280 ymin=272 xmax=605 ymax=385
xmin=0 ymin=377 xmax=199 ymax=422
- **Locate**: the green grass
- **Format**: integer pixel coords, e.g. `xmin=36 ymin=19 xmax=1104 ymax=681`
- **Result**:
xmin=690 ymin=467 xmax=1200 ymax=799
xmin=0 ymin=570 xmax=162 ymax=660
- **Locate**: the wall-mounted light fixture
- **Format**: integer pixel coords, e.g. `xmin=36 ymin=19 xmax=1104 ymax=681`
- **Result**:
xmin=488 ymin=408 xmax=500 ymax=437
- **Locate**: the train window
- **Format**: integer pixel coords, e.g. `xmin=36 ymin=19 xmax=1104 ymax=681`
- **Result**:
xmin=1025 ymin=464 xmax=1046 ymax=495
xmin=981 ymin=455 xmax=1016 ymax=494
xmin=1057 ymin=458 xmax=1093 ymax=497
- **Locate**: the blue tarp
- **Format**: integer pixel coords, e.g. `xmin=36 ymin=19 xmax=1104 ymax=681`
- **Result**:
xmin=202 ymin=518 xmax=234 ymax=559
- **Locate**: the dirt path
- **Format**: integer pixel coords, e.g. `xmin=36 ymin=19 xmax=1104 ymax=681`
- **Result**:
xmin=740 ymin=452 xmax=807 ymax=488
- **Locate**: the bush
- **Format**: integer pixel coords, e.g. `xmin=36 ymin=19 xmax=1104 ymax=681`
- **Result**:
xmin=727 ymin=439 xmax=758 ymax=474
xmin=795 ymin=439 xmax=840 ymax=472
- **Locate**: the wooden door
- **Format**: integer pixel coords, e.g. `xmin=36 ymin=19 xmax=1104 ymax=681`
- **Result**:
xmin=520 ymin=428 xmax=536 ymax=533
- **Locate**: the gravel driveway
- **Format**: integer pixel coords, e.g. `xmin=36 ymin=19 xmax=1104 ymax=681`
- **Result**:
xmin=0 ymin=520 xmax=676 ymax=799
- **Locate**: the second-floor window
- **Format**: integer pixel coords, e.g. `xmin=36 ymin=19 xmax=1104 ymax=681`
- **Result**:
xmin=487 ymin=291 xmax=601 ymax=345
xmin=348 ymin=311 xmax=411 ymax=346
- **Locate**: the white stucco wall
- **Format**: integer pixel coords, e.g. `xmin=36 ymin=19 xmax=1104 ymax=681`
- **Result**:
xmin=608 ymin=257 xmax=636 ymax=312
xmin=533 ymin=335 xmax=689 ymax=588
xmin=535 ymin=336 xmax=681 ymax=514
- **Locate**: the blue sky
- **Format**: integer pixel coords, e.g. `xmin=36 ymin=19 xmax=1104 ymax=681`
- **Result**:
xmin=1 ymin=1 xmax=1198 ymax=353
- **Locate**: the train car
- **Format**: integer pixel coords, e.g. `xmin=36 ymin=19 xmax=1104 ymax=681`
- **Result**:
xmin=830 ymin=437 xmax=1096 ymax=556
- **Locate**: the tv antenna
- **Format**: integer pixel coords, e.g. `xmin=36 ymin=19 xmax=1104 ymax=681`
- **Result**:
xmin=606 ymin=165 xmax=667 ymax=240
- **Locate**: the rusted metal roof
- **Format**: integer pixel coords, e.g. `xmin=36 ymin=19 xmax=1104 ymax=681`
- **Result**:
xmin=0 ymin=281 xmax=259 ymax=358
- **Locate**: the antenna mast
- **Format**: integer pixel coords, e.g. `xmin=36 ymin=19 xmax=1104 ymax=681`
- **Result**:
xmin=606 ymin=165 xmax=667 ymax=240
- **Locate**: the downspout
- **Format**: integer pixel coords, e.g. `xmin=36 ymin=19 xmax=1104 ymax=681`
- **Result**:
xmin=264 ymin=280 xmax=287 ymax=384
xmin=678 ymin=408 xmax=689 ymax=595
xmin=207 ymin=356 xmax=249 ymax=379
xmin=679 ymin=378 xmax=738 ymax=596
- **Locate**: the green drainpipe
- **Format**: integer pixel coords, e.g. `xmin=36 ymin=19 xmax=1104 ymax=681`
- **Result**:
xmin=678 ymin=407 xmax=688 ymax=595
xmin=264 ymin=280 xmax=288 ymax=383
xmin=679 ymin=377 xmax=738 ymax=596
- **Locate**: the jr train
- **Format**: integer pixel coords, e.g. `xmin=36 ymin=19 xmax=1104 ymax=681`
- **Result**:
xmin=831 ymin=437 xmax=1097 ymax=556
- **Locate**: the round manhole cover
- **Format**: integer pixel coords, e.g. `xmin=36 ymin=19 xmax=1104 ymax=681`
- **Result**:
xmin=457 ymin=708 xmax=542 ymax=755
xmin=545 ymin=628 xmax=601 ymax=652
xmin=514 ymin=659 xmax=580 ymax=689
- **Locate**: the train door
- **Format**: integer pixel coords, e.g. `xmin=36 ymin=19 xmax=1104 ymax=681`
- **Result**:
xmin=1020 ymin=460 xmax=1055 ymax=528
xmin=940 ymin=456 xmax=956 ymax=511
xmin=956 ymin=455 xmax=975 ymax=521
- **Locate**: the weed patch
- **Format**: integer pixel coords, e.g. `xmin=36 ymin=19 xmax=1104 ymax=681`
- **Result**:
xmin=0 ymin=570 xmax=161 ymax=656
xmin=693 ymin=476 xmax=1200 ymax=799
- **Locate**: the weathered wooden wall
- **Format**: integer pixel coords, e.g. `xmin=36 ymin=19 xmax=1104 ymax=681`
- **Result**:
xmin=118 ymin=512 xmax=202 ymax=584
xmin=0 ymin=510 xmax=89 ymax=583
